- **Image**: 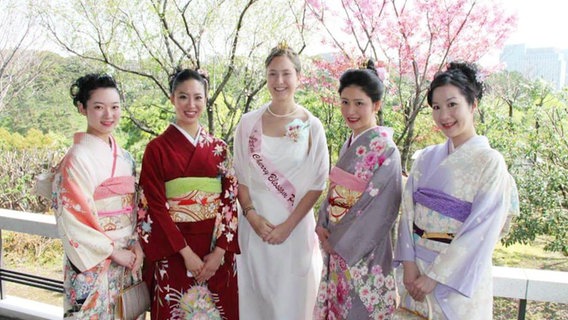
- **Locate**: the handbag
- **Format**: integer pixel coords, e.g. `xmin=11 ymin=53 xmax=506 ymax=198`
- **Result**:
xmin=116 ymin=278 xmax=150 ymax=320
xmin=392 ymin=291 xmax=432 ymax=320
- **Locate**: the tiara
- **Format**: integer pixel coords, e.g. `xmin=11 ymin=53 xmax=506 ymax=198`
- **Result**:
xmin=277 ymin=40 xmax=289 ymax=50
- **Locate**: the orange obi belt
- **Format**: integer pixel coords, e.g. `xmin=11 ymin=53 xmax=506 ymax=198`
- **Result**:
xmin=165 ymin=177 xmax=222 ymax=223
xmin=327 ymin=167 xmax=367 ymax=223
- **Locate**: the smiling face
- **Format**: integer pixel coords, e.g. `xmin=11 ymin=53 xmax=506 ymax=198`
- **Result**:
xmin=171 ymin=79 xmax=206 ymax=134
xmin=430 ymin=84 xmax=476 ymax=148
xmin=266 ymin=55 xmax=300 ymax=104
xmin=79 ymin=87 xmax=121 ymax=141
xmin=340 ymin=85 xmax=381 ymax=136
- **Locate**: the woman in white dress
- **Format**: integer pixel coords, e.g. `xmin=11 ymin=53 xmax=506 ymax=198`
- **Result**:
xmin=233 ymin=42 xmax=329 ymax=320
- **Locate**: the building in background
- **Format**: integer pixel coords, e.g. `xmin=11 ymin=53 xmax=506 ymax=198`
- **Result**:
xmin=500 ymin=44 xmax=567 ymax=90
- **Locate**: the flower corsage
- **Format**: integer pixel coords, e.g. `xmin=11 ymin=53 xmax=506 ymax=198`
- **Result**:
xmin=285 ymin=118 xmax=310 ymax=143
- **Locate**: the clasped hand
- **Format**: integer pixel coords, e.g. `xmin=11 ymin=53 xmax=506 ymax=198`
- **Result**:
xmin=402 ymin=261 xmax=437 ymax=302
xmin=183 ymin=247 xmax=225 ymax=283
xmin=248 ymin=211 xmax=292 ymax=244
xmin=315 ymin=226 xmax=336 ymax=254
xmin=110 ymin=241 xmax=144 ymax=274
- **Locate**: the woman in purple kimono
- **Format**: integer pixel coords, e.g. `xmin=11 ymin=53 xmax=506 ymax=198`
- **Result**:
xmin=314 ymin=60 xmax=402 ymax=319
xmin=394 ymin=62 xmax=519 ymax=319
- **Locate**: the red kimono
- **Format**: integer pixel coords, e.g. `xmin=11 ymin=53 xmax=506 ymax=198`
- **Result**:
xmin=138 ymin=125 xmax=239 ymax=320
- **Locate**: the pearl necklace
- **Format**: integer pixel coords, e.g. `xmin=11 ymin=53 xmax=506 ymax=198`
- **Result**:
xmin=267 ymin=104 xmax=298 ymax=118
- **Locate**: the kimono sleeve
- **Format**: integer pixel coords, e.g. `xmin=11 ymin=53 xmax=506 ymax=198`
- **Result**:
xmin=213 ymin=143 xmax=240 ymax=254
xmin=55 ymin=153 xmax=113 ymax=272
xmin=393 ymin=159 xmax=421 ymax=265
xmin=138 ymin=139 xmax=186 ymax=262
xmin=330 ymin=144 xmax=402 ymax=266
xmin=425 ymin=150 xmax=512 ymax=297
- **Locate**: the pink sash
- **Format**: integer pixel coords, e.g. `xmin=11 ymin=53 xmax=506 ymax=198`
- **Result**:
xmin=248 ymin=119 xmax=296 ymax=211
xmin=92 ymin=137 xmax=136 ymax=218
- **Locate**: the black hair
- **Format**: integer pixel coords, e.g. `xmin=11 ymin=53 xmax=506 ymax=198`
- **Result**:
xmin=69 ymin=73 xmax=119 ymax=108
xmin=427 ymin=61 xmax=484 ymax=106
xmin=338 ymin=59 xmax=385 ymax=102
xmin=168 ymin=67 xmax=209 ymax=95
xmin=265 ymin=44 xmax=301 ymax=73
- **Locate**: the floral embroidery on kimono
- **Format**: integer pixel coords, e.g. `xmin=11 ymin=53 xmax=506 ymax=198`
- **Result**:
xmin=315 ymin=126 xmax=402 ymax=319
xmin=53 ymin=133 xmax=139 ymax=319
xmin=138 ymin=125 xmax=239 ymax=320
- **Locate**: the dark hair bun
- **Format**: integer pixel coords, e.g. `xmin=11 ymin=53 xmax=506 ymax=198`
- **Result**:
xmin=446 ymin=61 xmax=484 ymax=101
xmin=366 ymin=59 xmax=378 ymax=76
xmin=70 ymin=73 xmax=118 ymax=108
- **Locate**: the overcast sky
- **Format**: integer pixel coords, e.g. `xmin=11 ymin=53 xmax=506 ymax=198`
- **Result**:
xmin=502 ymin=0 xmax=568 ymax=49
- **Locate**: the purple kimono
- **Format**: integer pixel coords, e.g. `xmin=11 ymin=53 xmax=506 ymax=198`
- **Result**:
xmin=394 ymin=136 xmax=519 ymax=319
xmin=314 ymin=126 xmax=402 ymax=319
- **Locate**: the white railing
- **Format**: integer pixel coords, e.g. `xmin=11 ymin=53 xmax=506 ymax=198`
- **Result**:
xmin=1 ymin=208 xmax=567 ymax=320
xmin=0 ymin=208 xmax=62 ymax=320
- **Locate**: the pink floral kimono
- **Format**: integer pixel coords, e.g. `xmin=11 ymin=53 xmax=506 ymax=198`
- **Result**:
xmin=53 ymin=133 xmax=140 ymax=319
xmin=314 ymin=126 xmax=402 ymax=319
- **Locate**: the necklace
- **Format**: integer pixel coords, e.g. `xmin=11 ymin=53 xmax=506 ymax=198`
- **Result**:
xmin=267 ymin=104 xmax=298 ymax=118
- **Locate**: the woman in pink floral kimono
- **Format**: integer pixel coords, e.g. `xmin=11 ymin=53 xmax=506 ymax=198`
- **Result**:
xmin=53 ymin=73 xmax=143 ymax=319
xmin=314 ymin=61 xmax=402 ymax=319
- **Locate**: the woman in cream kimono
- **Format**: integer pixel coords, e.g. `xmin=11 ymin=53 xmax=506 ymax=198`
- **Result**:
xmin=313 ymin=61 xmax=402 ymax=319
xmin=394 ymin=62 xmax=519 ymax=319
xmin=234 ymin=43 xmax=329 ymax=320
xmin=53 ymin=73 xmax=143 ymax=319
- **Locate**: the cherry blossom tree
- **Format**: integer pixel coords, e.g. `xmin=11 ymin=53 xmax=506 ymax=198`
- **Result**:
xmin=305 ymin=0 xmax=517 ymax=172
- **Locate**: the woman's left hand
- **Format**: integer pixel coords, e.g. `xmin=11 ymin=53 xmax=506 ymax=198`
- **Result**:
xmin=131 ymin=241 xmax=144 ymax=278
xmin=413 ymin=274 xmax=438 ymax=301
xmin=197 ymin=247 xmax=225 ymax=282
xmin=264 ymin=221 xmax=293 ymax=245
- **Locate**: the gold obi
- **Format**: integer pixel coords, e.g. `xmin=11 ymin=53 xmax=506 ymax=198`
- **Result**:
xmin=165 ymin=177 xmax=222 ymax=223
xmin=328 ymin=184 xmax=363 ymax=223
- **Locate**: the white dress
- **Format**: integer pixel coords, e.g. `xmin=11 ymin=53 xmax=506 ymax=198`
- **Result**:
xmin=234 ymin=105 xmax=329 ymax=320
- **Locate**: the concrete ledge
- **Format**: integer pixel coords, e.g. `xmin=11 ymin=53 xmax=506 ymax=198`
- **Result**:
xmin=0 ymin=209 xmax=58 ymax=238
xmin=0 ymin=295 xmax=62 ymax=320
xmin=493 ymin=266 xmax=568 ymax=303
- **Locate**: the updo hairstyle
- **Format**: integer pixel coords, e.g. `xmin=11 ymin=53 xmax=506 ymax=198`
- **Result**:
xmin=427 ymin=61 xmax=484 ymax=107
xmin=338 ymin=59 xmax=385 ymax=102
xmin=70 ymin=73 xmax=119 ymax=109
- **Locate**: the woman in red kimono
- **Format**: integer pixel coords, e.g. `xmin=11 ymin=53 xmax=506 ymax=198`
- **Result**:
xmin=138 ymin=68 xmax=239 ymax=319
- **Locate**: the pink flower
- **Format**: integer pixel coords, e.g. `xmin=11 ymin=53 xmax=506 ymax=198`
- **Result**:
xmin=371 ymin=265 xmax=383 ymax=275
xmin=364 ymin=151 xmax=380 ymax=168
xmin=356 ymin=146 xmax=367 ymax=156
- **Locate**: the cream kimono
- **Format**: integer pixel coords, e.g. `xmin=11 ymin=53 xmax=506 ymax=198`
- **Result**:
xmin=394 ymin=136 xmax=519 ymax=319
xmin=53 ymin=133 xmax=139 ymax=319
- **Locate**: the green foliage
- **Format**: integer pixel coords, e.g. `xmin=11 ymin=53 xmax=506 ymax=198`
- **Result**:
xmin=0 ymin=128 xmax=66 ymax=212
xmin=482 ymin=75 xmax=568 ymax=255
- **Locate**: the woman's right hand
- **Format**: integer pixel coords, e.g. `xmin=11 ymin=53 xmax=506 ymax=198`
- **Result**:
xmin=247 ymin=210 xmax=275 ymax=240
xmin=402 ymin=261 xmax=422 ymax=301
xmin=315 ymin=225 xmax=335 ymax=254
xmin=110 ymin=247 xmax=136 ymax=269
xmin=179 ymin=246 xmax=204 ymax=278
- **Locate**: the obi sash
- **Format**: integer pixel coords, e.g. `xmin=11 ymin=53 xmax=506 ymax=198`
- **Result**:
xmin=413 ymin=187 xmax=472 ymax=223
xmin=248 ymin=119 xmax=297 ymax=211
xmin=93 ymin=176 xmax=136 ymax=234
xmin=327 ymin=166 xmax=367 ymax=223
xmin=165 ymin=177 xmax=222 ymax=223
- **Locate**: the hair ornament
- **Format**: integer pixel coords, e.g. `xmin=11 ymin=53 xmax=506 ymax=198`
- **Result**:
xmin=277 ymin=40 xmax=289 ymax=51
xmin=196 ymin=68 xmax=209 ymax=79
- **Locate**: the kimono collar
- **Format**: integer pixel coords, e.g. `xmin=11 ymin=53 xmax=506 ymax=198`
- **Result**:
xmin=348 ymin=125 xmax=380 ymax=147
xmin=172 ymin=123 xmax=202 ymax=146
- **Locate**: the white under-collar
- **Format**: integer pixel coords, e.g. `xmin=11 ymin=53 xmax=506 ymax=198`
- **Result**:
xmin=172 ymin=123 xmax=201 ymax=146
